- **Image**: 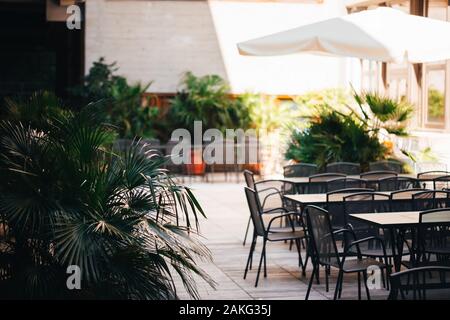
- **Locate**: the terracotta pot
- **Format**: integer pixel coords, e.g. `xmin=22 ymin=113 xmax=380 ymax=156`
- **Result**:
xmin=244 ymin=163 xmax=262 ymax=175
xmin=185 ymin=148 xmax=206 ymax=175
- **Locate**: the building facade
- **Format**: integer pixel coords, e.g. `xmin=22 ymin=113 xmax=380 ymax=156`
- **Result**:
xmin=347 ymin=0 xmax=450 ymax=169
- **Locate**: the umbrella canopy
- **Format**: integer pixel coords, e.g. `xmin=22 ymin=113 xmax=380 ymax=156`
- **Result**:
xmin=237 ymin=7 xmax=450 ymax=63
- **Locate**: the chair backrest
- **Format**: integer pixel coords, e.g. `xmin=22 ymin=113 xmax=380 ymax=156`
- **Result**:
xmin=327 ymin=177 xmax=367 ymax=192
xmin=344 ymin=192 xmax=390 ymax=214
xmin=304 ymin=205 xmax=340 ymax=267
xmin=433 ymin=175 xmax=450 ymax=190
xmin=378 ymin=176 xmax=419 ymax=191
xmin=283 ymin=163 xmax=317 ymax=177
xmin=417 ymin=209 xmax=450 ymax=263
xmin=243 ymin=170 xmax=256 ymax=189
xmin=254 ymin=180 xmax=284 ymax=211
xmin=244 ymin=187 xmax=266 ymax=237
xmin=417 ymin=170 xmax=450 ymax=180
xmin=419 ymin=208 xmax=450 ymax=224
xmin=308 ymin=173 xmax=346 ymax=194
xmin=434 ymin=190 xmax=450 ymax=209
xmin=412 ymin=190 xmax=435 ymax=211
xmin=389 ymin=266 xmax=450 ymax=300
xmin=369 ymin=160 xmax=402 ymax=173
xmin=360 ymin=171 xmax=398 ymax=181
xmin=326 ymin=188 xmax=373 ymax=229
xmin=390 ymin=188 xmax=424 ymax=212
xmin=344 ymin=192 xmax=390 ymax=235
xmin=254 ymin=179 xmax=296 ymax=211
xmin=326 ymin=162 xmax=361 ymax=175
xmin=309 ymin=173 xmax=346 ymax=182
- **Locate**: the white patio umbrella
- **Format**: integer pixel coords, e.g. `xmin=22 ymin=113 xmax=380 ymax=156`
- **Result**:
xmin=237 ymin=7 xmax=450 ymax=63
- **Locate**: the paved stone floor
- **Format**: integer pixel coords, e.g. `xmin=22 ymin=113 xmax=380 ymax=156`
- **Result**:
xmin=176 ymin=182 xmax=391 ymax=300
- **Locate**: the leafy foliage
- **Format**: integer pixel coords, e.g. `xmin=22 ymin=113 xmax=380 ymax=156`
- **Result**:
xmin=169 ymin=72 xmax=251 ymax=134
xmin=353 ymin=91 xmax=413 ymax=136
xmin=286 ymin=91 xmax=412 ymax=170
xmin=2 ymin=91 xmax=71 ymax=132
xmin=285 ymin=108 xmax=386 ymax=170
xmin=427 ymin=87 xmax=445 ymax=121
xmin=0 ymin=100 xmax=213 ymax=299
xmin=71 ymin=58 xmax=159 ymax=139
xmin=238 ymin=93 xmax=294 ymax=133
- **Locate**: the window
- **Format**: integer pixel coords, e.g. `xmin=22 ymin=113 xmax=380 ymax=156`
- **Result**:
xmin=423 ymin=0 xmax=448 ymax=129
xmin=424 ymin=63 xmax=446 ymax=128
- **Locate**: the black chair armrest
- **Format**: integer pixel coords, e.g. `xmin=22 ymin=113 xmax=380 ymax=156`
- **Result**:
xmin=267 ymin=213 xmax=296 ymax=233
xmin=343 ymin=236 xmax=389 ymax=268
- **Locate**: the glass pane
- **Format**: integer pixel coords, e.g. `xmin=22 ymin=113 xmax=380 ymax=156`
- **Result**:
xmin=426 ymin=67 xmax=446 ymax=125
xmin=427 ymin=0 xmax=448 ymax=21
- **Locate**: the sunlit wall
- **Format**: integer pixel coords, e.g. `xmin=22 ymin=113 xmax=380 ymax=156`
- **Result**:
xmin=85 ymin=0 xmax=358 ymax=95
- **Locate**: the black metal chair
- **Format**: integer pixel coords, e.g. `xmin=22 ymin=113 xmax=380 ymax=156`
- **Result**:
xmin=326 ymin=188 xmax=373 ymax=231
xmin=242 ymin=170 xmax=297 ymax=245
xmin=360 ymin=171 xmax=398 ymax=190
xmin=326 ymin=162 xmax=361 ymax=175
xmin=344 ymin=192 xmax=390 ymax=237
xmin=433 ymin=175 xmax=450 ymax=190
xmin=326 ymin=177 xmax=367 ymax=192
xmin=344 ymin=192 xmax=401 ymax=287
xmin=369 ymin=160 xmax=403 ymax=173
xmin=378 ymin=176 xmax=420 ymax=191
xmin=390 ymin=188 xmax=425 ymax=212
xmin=304 ymin=205 xmax=388 ymax=300
xmin=417 ymin=171 xmax=450 ymax=189
xmin=411 ymin=190 xmax=450 ymax=211
xmin=415 ymin=209 xmax=450 ymax=266
xmin=243 ymin=187 xmax=308 ymax=287
xmin=412 ymin=190 xmax=436 ymax=211
xmin=417 ymin=170 xmax=450 ymax=181
xmin=388 ymin=266 xmax=450 ymax=300
xmin=308 ymin=173 xmax=346 ymax=194
xmin=283 ymin=163 xmax=318 ymax=178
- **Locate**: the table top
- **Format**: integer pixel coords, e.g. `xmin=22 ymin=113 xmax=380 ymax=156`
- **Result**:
xmin=283 ymin=173 xmax=422 ymax=184
xmin=350 ymin=211 xmax=420 ymax=227
xmin=350 ymin=210 xmax=450 ymax=227
xmin=285 ymin=191 xmax=393 ymax=205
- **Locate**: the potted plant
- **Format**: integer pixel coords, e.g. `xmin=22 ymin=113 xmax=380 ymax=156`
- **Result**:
xmin=169 ymin=72 xmax=251 ymax=175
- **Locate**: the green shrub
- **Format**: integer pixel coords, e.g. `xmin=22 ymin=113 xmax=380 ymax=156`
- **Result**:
xmin=285 ymin=108 xmax=386 ymax=170
xmin=71 ymin=58 xmax=159 ymax=139
xmin=169 ymin=72 xmax=251 ymax=135
xmin=0 ymin=98 xmax=213 ymax=299
xmin=286 ymin=90 xmax=413 ymax=170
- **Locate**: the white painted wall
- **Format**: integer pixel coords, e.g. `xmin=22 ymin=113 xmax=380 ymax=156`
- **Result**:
xmin=85 ymin=0 xmax=355 ymax=94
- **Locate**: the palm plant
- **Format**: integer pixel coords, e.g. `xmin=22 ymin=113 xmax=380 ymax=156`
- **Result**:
xmin=353 ymin=91 xmax=413 ymax=137
xmin=70 ymin=58 xmax=160 ymax=139
xmin=169 ymin=72 xmax=251 ymax=135
xmin=285 ymin=90 xmax=413 ymax=170
xmin=0 ymin=101 xmax=213 ymax=299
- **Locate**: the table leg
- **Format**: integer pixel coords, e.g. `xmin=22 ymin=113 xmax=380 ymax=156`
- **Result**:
xmin=389 ymin=227 xmax=401 ymax=272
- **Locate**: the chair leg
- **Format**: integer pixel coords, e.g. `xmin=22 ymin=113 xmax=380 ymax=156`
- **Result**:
xmin=334 ymin=270 xmax=343 ymax=300
xmin=243 ymin=216 xmax=251 ymax=246
xmin=357 ymin=272 xmax=361 ymax=300
xmin=363 ymin=271 xmax=371 ymax=300
xmin=302 ymin=248 xmax=309 ymax=277
xmin=294 ymin=239 xmax=304 ymax=271
xmin=306 ymin=265 xmax=317 ymax=300
xmin=338 ymin=273 xmax=343 ymax=298
xmin=325 ymin=266 xmax=329 ymax=292
xmin=255 ymin=239 xmax=266 ymax=287
xmin=249 ymin=233 xmax=257 ymax=270
xmin=244 ymin=234 xmax=257 ymax=279
xmin=263 ymin=240 xmax=267 ymax=278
